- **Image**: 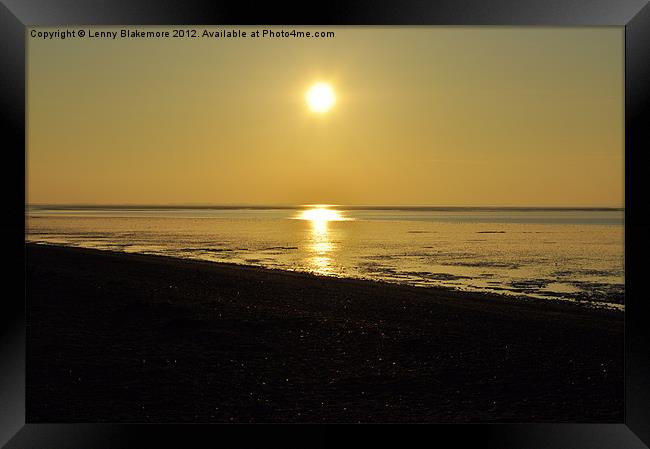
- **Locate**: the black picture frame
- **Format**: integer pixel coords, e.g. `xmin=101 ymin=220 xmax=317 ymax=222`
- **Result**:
xmin=2 ymin=1 xmax=649 ymax=447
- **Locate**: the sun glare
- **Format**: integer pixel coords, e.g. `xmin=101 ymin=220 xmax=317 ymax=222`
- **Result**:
xmin=298 ymin=208 xmax=344 ymax=222
xmin=306 ymin=83 xmax=336 ymax=113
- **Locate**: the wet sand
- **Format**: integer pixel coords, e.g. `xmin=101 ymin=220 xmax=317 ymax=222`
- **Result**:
xmin=26 ymin=243 xmax=623 ymax=422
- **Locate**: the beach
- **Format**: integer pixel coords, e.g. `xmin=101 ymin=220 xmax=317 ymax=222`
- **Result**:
xmin=26 ymin=243 xmax=623 ymax=422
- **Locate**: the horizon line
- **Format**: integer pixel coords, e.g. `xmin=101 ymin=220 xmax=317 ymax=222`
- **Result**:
xmin=25 ymin=203 xmax=625 ymax=211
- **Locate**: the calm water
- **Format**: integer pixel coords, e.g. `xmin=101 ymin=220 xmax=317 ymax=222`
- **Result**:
xmin=26 ymin=206 xmax=625 ymax=309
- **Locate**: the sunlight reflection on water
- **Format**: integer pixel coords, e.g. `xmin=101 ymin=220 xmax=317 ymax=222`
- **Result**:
xmin=296 ymin=207 xmax=349 ymax=275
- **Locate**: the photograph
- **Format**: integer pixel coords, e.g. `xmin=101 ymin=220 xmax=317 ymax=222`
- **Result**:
xmin=25 ymin=26 xmax=625 ymax=423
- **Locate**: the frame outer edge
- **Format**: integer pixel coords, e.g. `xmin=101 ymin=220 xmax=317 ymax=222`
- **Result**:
xmin=1 ymin=0 xmax=649 ymax=447
xmin=625 ymin=1 xmax=650 ymax=446
xmin=0 ymin=1 xmax=27 ymax=448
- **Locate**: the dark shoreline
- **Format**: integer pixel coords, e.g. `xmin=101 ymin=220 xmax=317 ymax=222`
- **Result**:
xmin=26 ymin=243 xmax=623 ymax=422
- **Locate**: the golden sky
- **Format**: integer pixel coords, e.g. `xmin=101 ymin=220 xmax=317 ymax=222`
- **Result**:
xmin=27 ymin=27 xmax=623 ymax=207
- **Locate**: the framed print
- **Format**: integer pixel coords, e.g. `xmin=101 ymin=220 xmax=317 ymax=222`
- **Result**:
xmin=2 ymin=0 xmax=650 ymax=447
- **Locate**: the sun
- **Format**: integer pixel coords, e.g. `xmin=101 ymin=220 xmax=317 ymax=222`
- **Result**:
xmin=306 ymin=83 xmax=336 ymax=113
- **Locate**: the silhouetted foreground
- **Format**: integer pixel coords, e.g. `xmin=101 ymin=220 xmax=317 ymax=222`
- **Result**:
xmin=26 ymin=244 xmax=623 ymax=422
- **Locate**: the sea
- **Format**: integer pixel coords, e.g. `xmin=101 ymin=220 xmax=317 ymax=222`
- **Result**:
xmin=25 ymin=205 xmax=625 ymax=309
